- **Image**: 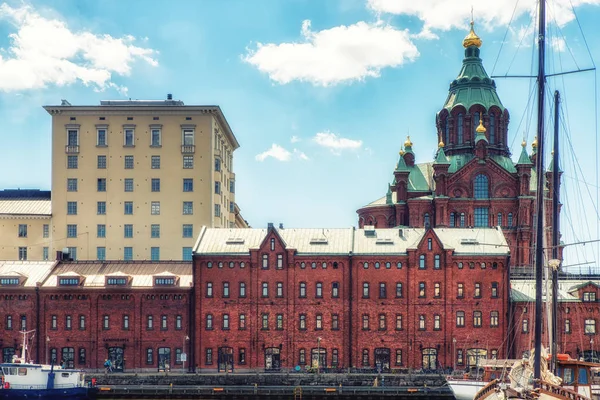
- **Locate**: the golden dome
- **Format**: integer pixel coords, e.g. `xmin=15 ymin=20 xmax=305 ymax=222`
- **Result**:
xmin=532 ymin=136 xmax=538 ymax=149
xmin=463 ymin=21 xmax=482 ymax=48
xmin=521 ymin=139 xmax=527 ymax=147
xmin=476 ymin=117 xmax=486 ymax=133
xmin=404 ymin=136 xmax=413 ymax=148
xmin=399 ymin=147 xmax=405 ymax=156
xmin=438 ymin=140 xmax=445 ymax=148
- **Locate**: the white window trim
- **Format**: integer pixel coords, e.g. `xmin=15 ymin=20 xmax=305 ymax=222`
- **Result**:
xmin=150 ymin=124 xmax=162 ymax=147
xmin=96 ymin=124 xmax=108 ymax=146
xmin=181 ymin=124 xmax=196 ymax=145
xmin=123 ymin=124 xmax=136 ymax=146
xmin=65 ymin=124 xmax=80 ymax=146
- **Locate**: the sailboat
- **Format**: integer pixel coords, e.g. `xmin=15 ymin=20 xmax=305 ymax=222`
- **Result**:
xmin=473 ymin=0 xmax=599 ymax=399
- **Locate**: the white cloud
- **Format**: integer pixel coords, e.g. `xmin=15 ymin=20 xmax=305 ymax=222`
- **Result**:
xmin=243 ymin=20 xmax=419 ymax=86
xmin=294 ymin=149 xmax=309 ymax=160
xmin=0 ymin=4 xmax=158 ymax=92
xmin=367 ymin=0 xmax=600 ymax=33
xmin=313 ymin=131 xmax=363 ymax=154
xmin=255 ymin=144 xmax=292 ymax=162
xmin=291 ymin=135 xmax=301 ymax=143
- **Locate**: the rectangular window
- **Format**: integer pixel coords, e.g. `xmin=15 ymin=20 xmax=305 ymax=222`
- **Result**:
xmin=261 ymin=314 xmax=269 ymax=330
xmin=124 ymin=156 xmax=134 ymax=169
xmin=79 ymin=315 xmax=86 ymax=330
xmin=124 ymin=178 xmax=134 ymax=192
xmin=182 ymin=224 xmax=193 ymax=238
xmin=151 ymin=201 xmax=160 ymax=215
xmin=67 ymin=224 xmax=77 ymax=238
xmin=395 ymin=349 xmax=403 ymax=366
xmin=18 ymin=247 xmax=27 ymax=260
xmin=491 ymin=282 xmax=499 ymax=298
xmin=161 ymin=315 xmax=168 ymax=330
xmin=332 ymin=282 xmax=339 ymax=298
xmin=183 ymin=129 xmax=194 ymax=145
xmin=151 ymin=224 xmax=160 ymax=238
xmin=103 ymin=315 xmax=110 ymax=330
xmin=379 ymin=314 xmax=387 ymax=330
xmin=146 ymin=348 xmax=153 ymax=365
xmin=147 ymin=315 xmax=154 ymax=330
xmin=215 ymin=158 xmax=221 ymax=171
xmin=230 ymin=180 xmax=235 ymax=193
xmin=205 ymin=348 xmax=213 ymax=365
xmin=299 ymin=314 xmax=306 ymax=330
xmin=490 ymin=311 xmax=499 ymax=327
xmin=124 ymin=224 xmax=133 ymax=238
xmin=67 ymin=155 xmax=78 ymax=169
xmin=97 ymin=129 xmax=107 ymax=146
xmin=585 ymin=319 xmax=596 ymax=334
xmin=124 ymin=247 xmax=133 ymax=260
xmin=434 ymin=314 xmax=441 ymax=330
xmin=43 ymin=247 xmax=49 ymax=260
xmin=151 ymin=178 xmax=160 ymax=192
xmin=230 ymin=201 xmax=234 ymax=213
xmin=457 ymin=283 xmax=464 ymax=298
xmin=97 ymin=178 xmax=106 ymax=192
xmin=183 ymin=155 xmax=194 ymax=169
xmin=379 ymin=283 xmax=387 ymax=299
xmin=332 ymin=314 xmax=339 ymax=330
xmin=96 ymin=201 xmax=106 ymax=215
xmin=276 ymin=314 xmax=284 ymax=330
xmin=474 ymin=207 xmax=489 ymax=227
xmin=395 ymin=314 xmax=403 ymax=330
xmin=183 ymin=201 xmax=193 ymax=215
xmin=183 ymin=178 xmax=193 ymax=192
xmin=67 ymin=178 xmax=77 ymax=192
xmin=151 ymin=155 xmax=160 ymax=169
xmin=182 ymin=247 xmax=192 ymax=261
xmin=6 ymin=315 xmax=13 ymax=330
xmin=176 ymin=315 xmax=182 ymax=330
xmin=151 ymin=247 xmax=160 ymax=261
xmin=67 ymin=247 xmax=77 ymax=260
xmin=419 ymin=315 xmax=426 ymax=330
xmin=239 ymin=348 xmax=246 ymax=365
xmin=474 ymin=311 xmax=482 ymax=327
xmin=124 ymin=201 xmax=133 ymax=215
xmin=474 ymin=283 xmax=482 ymax=298
xmin=97 ymin=224 xmax=106 ymax=238
xmin=97 ymin=247 xmax=106 ymax=260
xmin=214 ymin=204 xmax=221 ymax=217
xmin=396 ymin=283 xmax=403 ymax=298
xmin=362 ymin=314 xmax=369 ymax=330
xmin=124 ymin=128 xmax=135 ymax=146
xmin=456 ymin=311 xmax=465 ymax=327
xmin=151 ymin=129 xmax=161 ymax=146
xmin=67 ymin=129 xmax=78 ymax=145
xmin=123 ymin=315 xmax=130 ymax=330
xmin=97 ymin=155 xmax=107 ymax=169
xmin=215 ymin=181 xmax=221 ymax=194
xmin=50 ymin=315 xmax=57 ymax=330
xmin=419 ymin=282 xmax=426 ymax=298
xmin=18 ymin=224 xmax=27 ymax=237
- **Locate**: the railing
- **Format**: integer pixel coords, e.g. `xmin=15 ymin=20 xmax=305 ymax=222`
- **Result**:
xmin=181 ymin=145 xmax=195 ymax=154
xmin=65 ymin=145 xmax=80 ymax=154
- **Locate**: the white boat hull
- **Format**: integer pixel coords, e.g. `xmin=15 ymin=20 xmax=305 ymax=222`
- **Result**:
xmin=447 ymin=379 xmax=486 ymax=400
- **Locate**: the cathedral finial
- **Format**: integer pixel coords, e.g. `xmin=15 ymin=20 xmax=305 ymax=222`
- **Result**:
xmin=404 ymin=135 xmax=413 ymax=148
xmin=532 ymin=136 xmax=538 ymax=149
xmin=521 ymin=138 xmax=527 ymax=147
xmin=463 ymin=10 xmax=482 ymax=48
xmin=476 ymin=116 xmax=486 ymax=133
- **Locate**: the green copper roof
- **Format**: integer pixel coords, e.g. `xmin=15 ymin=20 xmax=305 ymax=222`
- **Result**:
xmin=511 ymin=288 xmax=534 ymax=302
xmin=434 ymin=147 xmax=451 ymax=165
xmin=490 ymin=155 xmax=517 ymax=173
xmin=547 ymin=155 xmax=562 ymax=173
xmin=407 ymin=165 xmax=430 ymax=191
xmin=475 ymin=130 xmax=488 ymax=144
xmin=395 ymin=155 xmax=409 ymax=172
xmin=448 ymin=154 xmax=474 ymax=173
xmin=386 ymin=186 xmax=393 ymax=205
xmin=443 ymin=47 xmax=505 ymax=113
xmin=517 ymin=145 xmax=533 ymax=165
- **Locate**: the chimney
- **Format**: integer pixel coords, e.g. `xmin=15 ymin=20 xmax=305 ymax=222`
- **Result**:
xmin=267 ymin=222 xmax=274 ymax=230
xmin=167 ymin=93 xmax=173 ymax=100
xmin=279 ymin=223 xmax=284 ymax=229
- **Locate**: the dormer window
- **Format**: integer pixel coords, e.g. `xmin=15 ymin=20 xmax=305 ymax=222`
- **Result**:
xmin=106 ymin=277 xmax=129 ymax=286
xmin=154 ymin=277 xmax=176 ymax=286
xmin=59 ymin=277 xmax=80 ymax=286
xmin=0 ymin=277 xmax=20 ymax=286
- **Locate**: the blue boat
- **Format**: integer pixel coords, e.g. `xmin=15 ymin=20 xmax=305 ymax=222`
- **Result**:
xmin=0 ymin=330 xmax=96 ymax=400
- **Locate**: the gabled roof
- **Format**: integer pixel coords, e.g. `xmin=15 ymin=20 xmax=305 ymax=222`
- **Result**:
xmin=353 ymin=228 xmax=423 ymax=255
xmin=0 ymin=199 xmax=51 ymax=216
xmin=511 ymin=279 xmax=589 ymax=303
xmin=434 ymin=227 xmax=508 ymax=255
xmin=567 ymin=281 xmax=600 ymax=293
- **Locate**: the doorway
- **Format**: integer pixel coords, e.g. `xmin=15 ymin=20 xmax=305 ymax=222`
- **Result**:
xmin=108 ymin=346 xmax=125 ymax=372
xmin=157 ymin=347 xmax=171 ymax=372
xmin=311 ymin=348 xmax=327 ymax=370
xmin=218 ymin=347 xmax=234 ymax=372
xmin=421 ymin=348 xmax=438 ymax=371
xmin=375 ymin=348 xmax=391 ymax=372
xmin=264 ymin=347 xmax=281 ymax=371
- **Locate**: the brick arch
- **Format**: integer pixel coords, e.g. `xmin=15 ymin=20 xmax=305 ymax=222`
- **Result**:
xmin=493 ymin=183 xmax=515 ymax=198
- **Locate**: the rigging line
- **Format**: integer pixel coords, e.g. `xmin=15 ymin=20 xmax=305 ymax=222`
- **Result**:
xmin=491 ymin=0 xmax=521 ymax=76
xmin=568 ymin=0 xmax=597 ymax=69
xmin=547 ymin=0 xmax=581 ymax=71
xmin=561 ymin=109 xmax=600 ymax=220
xmin=545 ymin=68 xmax=596 ymax=77
xmin=506 ymin=7 xmax=537 ymax=77
xmin=509 ymin=83 xmax=537 ymax=150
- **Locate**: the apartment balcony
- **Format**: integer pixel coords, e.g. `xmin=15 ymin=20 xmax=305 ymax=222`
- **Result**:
xmin=65 ymin=145 xmax=80 ymax=154
xmin=181 ymin=145 xmax=195 ymax=154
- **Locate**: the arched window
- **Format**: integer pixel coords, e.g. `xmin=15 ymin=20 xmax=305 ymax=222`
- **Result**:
xmin=474 ymin=175 xmax=489 ymax=199
xmin=419 ymin=255 xmax=426 ymax=269
xmin=497 ymin=213 xmax=502 ymax=227
xmin=450 ymin=212 xmax=455 ymax=227
xmin=460 ymin=212 xmax=466 ymax=227
xmin=457 ymin=113 xmax=464 ymax=144
xmin=444 ymin=118 xmax=450 ymax=145
xmin=489 ymin=113 xmax=496 ymax=143
xmin=508 ymin=213 xmax=513 ymax=227
xmin=472 ymin=112 xmax=480 ymax=138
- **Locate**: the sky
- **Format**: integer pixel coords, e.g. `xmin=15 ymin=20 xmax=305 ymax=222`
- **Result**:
xmin=0 ymin=0 xmax=600 ymax=268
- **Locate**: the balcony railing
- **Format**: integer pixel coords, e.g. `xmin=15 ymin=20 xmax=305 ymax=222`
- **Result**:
xmin=65 ymin=145 xmax=80 ymax=154
xmin=181 ymin=145 xmax=195 ymax=154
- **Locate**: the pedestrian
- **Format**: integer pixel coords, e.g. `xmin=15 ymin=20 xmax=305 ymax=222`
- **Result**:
xmin=60 ymin=359 xmax=65 ymax=369
xmin=104 ymin=358 xmax=112 ymax=373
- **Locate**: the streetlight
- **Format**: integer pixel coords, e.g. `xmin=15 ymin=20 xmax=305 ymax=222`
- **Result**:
xmin=452 ymin=338 xmax=457 ymax=372
xmin=182 ymin=335 xmax=190 ymax=372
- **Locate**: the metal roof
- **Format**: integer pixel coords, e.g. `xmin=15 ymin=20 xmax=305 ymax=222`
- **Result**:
xmin=42 ymin=261 xmax=192 ymax=288
xmin=0 ymin=200 xmax=51 ymax=216
xmin=0 ymin=261 xmax=56 ymax=287
xmin=194 ymin=226 xmax=510 ymax=256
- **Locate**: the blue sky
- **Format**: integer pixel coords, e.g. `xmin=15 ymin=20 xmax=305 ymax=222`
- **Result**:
xmin=0 ymin=0 xmax=600 ymax=267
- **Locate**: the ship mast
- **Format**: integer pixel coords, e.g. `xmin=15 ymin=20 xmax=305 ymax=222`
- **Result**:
xmin=533 ymin=0 xmax=547 ymax=382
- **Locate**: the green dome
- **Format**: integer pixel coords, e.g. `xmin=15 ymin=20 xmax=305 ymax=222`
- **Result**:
xmin=443 ymin=46 xmax=504 ymax=113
